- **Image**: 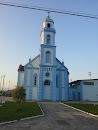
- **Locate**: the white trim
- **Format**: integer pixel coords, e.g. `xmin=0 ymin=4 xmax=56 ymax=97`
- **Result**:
xmin=60 ymin=102 xmax=98 ymax=118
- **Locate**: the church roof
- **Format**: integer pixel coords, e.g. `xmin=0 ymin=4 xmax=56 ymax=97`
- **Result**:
xmin=69 ymin=79 xmax=98 ymax=84
xmin=18 ymin=64 xmax=24 ymax=71
xmin=56 ymin=58 xmax=68 ymax=70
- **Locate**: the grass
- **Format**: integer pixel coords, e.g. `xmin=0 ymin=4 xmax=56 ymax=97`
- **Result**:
xmin=65 ymin=103 xmax=98 ymax=115
xmin=0 ymin=102 xmax=43 ymax=123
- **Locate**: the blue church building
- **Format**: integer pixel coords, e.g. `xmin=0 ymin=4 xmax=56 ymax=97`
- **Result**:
xmin=17 ymin=14 xmax=69 ymax=101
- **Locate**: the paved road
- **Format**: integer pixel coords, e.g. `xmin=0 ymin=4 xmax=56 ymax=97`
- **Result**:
xmin=0 ymin=102 xmax=98 ymax=130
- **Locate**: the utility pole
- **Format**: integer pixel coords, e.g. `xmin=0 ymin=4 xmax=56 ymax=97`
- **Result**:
xmin=88 ymin=72 xmax=91 ymax=79
xmin=1 ymin=75 xmax=5 ymax=103
xmin=0 ymin=76 xmax=3 ymax=91
xmin=2 ymin=75 xmax=5 ymax=93
xmin=8 ymin=80 xmax=10 ymax=91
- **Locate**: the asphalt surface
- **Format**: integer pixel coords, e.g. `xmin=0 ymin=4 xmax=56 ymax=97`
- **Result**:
xmin=0 ymin=102 xmax=98 ymax=130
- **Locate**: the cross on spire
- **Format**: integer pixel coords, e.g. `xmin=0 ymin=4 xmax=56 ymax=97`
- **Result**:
xmin=47 ymin=11 xmax=50 ymax=18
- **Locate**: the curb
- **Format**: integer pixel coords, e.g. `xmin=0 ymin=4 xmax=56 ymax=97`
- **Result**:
xmin=0 ymin=102 xmax=45 ymax=125
xmin=38 ymin=102 xmax=45 ymax=116
xmin=0 ymin=120 xmax=17 ymax=125
xmin=60 ymin=102 xmax=98 ymax=118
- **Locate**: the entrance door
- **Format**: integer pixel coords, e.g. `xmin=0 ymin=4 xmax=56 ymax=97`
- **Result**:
xmin=43 ymin=80 xmax=51 ymax=100
xmin=72 ymin=92 xmax=76 ymax=100
xmin=78 ymin=93 xmax=80 ymax=100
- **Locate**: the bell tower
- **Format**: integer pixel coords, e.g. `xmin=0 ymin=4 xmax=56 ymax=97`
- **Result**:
xmin=40 ymin=13 xmax=56 ymax=66
xmin=40 ymin=12 xmax=56 ymax=46
xmin=38 ymin=13 xmax=56 ymax=101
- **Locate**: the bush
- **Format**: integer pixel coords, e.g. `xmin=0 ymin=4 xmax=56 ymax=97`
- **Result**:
xmin=12 ymin=86 xmax=26 ymax=109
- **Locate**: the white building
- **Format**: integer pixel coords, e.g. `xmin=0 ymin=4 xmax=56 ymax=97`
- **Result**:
xmin=17 ymin=14 xmax=69 ymax=101
xmin=69 ymin=79 xmax=98 ymax=101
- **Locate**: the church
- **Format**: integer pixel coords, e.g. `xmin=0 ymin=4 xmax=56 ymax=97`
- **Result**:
xmin=17 ymin=14 xmax=69 ymax=101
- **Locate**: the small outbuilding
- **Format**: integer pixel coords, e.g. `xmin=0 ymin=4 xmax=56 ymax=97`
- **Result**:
xmin=69 ymin=79 xmax=98 ymax=101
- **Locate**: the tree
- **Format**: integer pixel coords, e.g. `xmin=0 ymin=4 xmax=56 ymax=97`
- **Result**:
xmin=12 ymin=86 xmax=26 ymax=109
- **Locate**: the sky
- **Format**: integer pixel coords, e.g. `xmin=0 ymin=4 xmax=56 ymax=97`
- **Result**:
xmin=0 ymin=0 xmax=98 ymax=90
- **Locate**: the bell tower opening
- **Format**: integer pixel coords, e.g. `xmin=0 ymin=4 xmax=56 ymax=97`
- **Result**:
xmin=47 ymin=23 xmax=50 ymax=28
xmin=47 ymin=35 xmax=50 ymax=45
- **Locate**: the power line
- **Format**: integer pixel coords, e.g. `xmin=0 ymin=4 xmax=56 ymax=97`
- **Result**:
xmin=0 ymin=1 xmax=98 ymax=19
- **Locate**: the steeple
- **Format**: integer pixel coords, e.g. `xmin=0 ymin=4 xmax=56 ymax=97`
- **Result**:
xmin=40 ymin=13 xmax=56 ymax=45
xmin=39 ymin=14 xmax=57 ymax=101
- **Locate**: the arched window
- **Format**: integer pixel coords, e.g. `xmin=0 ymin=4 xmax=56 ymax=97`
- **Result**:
xmin=47 ymin=23 xmax=50 ymax=28
xmin=44 ymin=80 xmax=50 ymax=86
xmin=34 ymin=74 xmax=37 ymax=86
xmin=46 ymin=51 xmax=51 ymax=63
xmin=47 ymin=35 xmax=50 ymax=45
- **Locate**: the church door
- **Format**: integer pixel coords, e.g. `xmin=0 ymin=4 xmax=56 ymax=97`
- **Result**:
xmin=43 ymin=80 xmax=51 ymax=100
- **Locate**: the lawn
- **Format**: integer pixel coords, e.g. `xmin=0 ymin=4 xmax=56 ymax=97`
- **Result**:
xmin=0 ymin=102 xmax=43 ymax=123
xmin=65 ymin=103 xmax=98 ymax=115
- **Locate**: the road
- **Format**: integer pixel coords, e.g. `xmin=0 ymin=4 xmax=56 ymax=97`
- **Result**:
xmin=0 ymin=102 xmax=98 ymax=130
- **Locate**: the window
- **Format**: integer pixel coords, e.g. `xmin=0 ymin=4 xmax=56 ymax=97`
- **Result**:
xmin=83 ymin=82 xmax=94 ymax=85
xmin=47 ymin=23 xmax=50 ymax=28
xmin=46 ymin=51 xmax=51 ymax=63
xmin=44 ymin=80 xmax=50 ymax=86
xmin=47 ymin=35 xmax=50 ymax=44
xmin=46 ymin=72 xmax=49 ymax=77
xmin=34 ymin=75 xmax=37 ymax=86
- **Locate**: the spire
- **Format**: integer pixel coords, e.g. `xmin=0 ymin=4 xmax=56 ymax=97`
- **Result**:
xmin=44 ymin=11 xmax=53 ymax=23
xmin=29 ymin=57 xmax=31 ymax=62
xmin=62 ymin=59 xmax=64 ymax=65
xmin=46 ymin=11 xmax=50 ymax=19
